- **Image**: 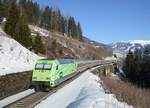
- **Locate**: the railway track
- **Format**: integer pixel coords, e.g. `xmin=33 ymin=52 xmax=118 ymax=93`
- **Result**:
xmin=3 ymin=72 xmax=83 ymax=108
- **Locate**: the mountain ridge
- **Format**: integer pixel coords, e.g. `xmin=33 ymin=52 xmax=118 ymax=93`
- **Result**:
xmin=109 ymin=40 xmax=150 ymax=55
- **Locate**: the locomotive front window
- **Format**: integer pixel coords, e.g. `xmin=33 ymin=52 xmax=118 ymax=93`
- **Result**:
xmin=35 ymin=64 xmax=44 ymax=70
xmin=44 ymin=64 xmax=52 ymax=70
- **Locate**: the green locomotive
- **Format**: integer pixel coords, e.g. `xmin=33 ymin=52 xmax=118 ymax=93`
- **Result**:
xmin=31 ymin=59 xmax=78 ymax=91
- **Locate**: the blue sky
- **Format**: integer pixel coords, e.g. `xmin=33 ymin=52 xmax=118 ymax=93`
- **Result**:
xmin=33 ymin=0 xmax=150 ymax=44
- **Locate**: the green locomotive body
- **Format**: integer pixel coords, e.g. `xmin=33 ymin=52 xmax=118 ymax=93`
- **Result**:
xmin=31 ymin=59 xmax=77 ymax=91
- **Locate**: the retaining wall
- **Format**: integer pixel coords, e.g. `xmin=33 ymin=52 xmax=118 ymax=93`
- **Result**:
xmin=0 ymin=71 xmax=32 ymax=100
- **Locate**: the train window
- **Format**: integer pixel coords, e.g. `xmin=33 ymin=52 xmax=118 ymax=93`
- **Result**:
xmin=77 ymin=63 xmax=85 ymax=67
xmin=35 ymin=64 xmax=44 ymax=70
xmin=44 ymin=64 xmax=52 ymax=70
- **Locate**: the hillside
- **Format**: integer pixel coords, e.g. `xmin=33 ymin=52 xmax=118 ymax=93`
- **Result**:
xmin=30 ymin=25 xmax=112 ymax=60
xmin=0 ymin=24 xmax=112 ymax=76
xmin=0 ymin=26 xmax=42 ymax=76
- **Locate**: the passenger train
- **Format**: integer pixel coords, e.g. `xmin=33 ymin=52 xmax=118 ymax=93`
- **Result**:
xmin=31 ymin=59 xmax=114 ymax=91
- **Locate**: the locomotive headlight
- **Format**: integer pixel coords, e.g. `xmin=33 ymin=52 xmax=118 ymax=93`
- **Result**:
xmin=32 ymin=77 xmax=37 ymax=79
xmin=46 ymin=77 xmax=50 ymax=80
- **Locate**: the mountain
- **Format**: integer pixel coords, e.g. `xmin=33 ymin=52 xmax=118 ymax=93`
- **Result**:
xmin=83 ymin=37 xmax=111 ymax=50
xmin=109 ymin=40 xmax=150 ymax=56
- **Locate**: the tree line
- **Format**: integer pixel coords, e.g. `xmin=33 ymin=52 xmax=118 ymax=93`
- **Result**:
xmin=0 ymin=0 xmax=83 ymax=40
xmin=0 ymin=0 xmax=10 ymax=18
xmin=3 ymin=0 xmax=46 ymax=55
xmin=123 ymin=48 xmax=150 ymax=88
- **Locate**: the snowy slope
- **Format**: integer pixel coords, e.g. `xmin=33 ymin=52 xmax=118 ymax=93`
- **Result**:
xmin=109 ymin=40 xmax=150 ymax=54
xmin=29 ymin=25 xmax=51 ymax=37
xmin=0 ymin=27 xmax=42 ymax=76
xmin=35 ymin=69 xmax=134 ymax=108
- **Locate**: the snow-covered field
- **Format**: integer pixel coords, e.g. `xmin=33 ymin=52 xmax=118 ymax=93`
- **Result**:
xmin=0 ymin=27 xmax=42 ymax=76
xmin=35 ymin=69 xmax=134 ymax=108
xmin=0 ymin=89 xmax=34 ymax=108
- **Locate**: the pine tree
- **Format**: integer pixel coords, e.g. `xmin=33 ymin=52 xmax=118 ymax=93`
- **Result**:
xmin=19 ymin=0 xmax=26 ymax=15
xmin=12 ymin=0 xmax=32 ymax=48
xmin=33 ymin=33 xmax=46 ymax=54
xmin=133 ymin=49 xmax=142 ymax=85
xmin=51 ymin=39 xmax=57 ymax=53
xmin=68 ymin=17 xmax=72 ymax=36
xmin=59 ymin=16 xmax=65 ymax=33
xmin=55 ymin=8 xmax=61 ymax=31
xmin=143 ymin=47 xmax=149 ymax=60
xmin=4 ymin=0 xmax=19 ymax=38
xmin=0 ymin=0 xmax=11 ymax=17
xmin=123 ymin=50 xmax=134 ymax=82
xmin=64 ymin=18 xmax=68 ymax=35
xmin=0 ymin=3 xmax=8 ymax=17
xmin=77 ymin=22 xmax=83 ymax=40
xmin=23 ymin=0 xmax=40 ymax=24
xmin=40 ymin=6 xmax=52 ymax=29
xmin=68 ymin=17 xmax=77 ymax=37
xmin=15 ymin=13 xmax=32 ymax=48
xmin=51 ymin=11 xmax=55 ymax=30
xmin=123 ymin=48 xmax=150 ymax=88
xmin=142 ymin=48 xmax=150 ymax=87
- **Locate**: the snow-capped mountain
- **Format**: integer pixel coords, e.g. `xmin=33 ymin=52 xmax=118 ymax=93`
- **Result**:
xmin=109 ymin=40 xmax=150 ymax=54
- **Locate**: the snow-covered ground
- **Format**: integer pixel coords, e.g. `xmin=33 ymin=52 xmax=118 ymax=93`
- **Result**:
xmin=0 ymin=27 xmax=42 ymax=76
xmin=29 ymin=25 xmax=51 ymax=37
xmin=105 ymin=56 xmax=116 ymax=60
xmin=35 ymin=69 xmax=134 ymax=108
xmin=0 ymin=89 xmax=35 ymax=108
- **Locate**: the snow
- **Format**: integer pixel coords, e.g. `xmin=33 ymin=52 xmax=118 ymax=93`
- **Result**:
xmin=35 ymin=69 xmax=133 ymax=108
xmin=0 ymin=89 xmax=35 ymax=108
xmin=0 ymin=17 xmax=6 ymax=23
xmin=113 ymin=50 xmax=126 ymax=58
xmin=0 ymin=27 xmax=42 ymax=76
xmin=3 ymin=18 xmax=6 ymax=22
xmin=111 ymin=40 xmax=150 ymax=46
xmin=128 ymin=40 xmax=150 ymax=47
xmin=29 ymin=25 xmax=51 ymax=37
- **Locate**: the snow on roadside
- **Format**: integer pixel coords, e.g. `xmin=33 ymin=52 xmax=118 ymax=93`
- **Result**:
xmin=0 ymin=27 xmax=42 ymax=76
xmin=35 ymin=70 xmax=134 ymax=108
xmin=0 ymin=89 xmax=35 ymax=108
